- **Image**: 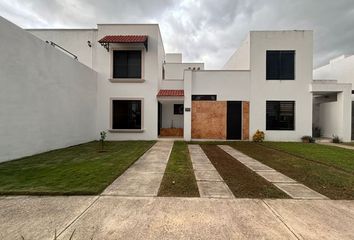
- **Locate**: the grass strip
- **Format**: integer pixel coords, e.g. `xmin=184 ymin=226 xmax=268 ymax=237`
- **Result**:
xmin=229 ymin=142 xmax=354 ymax=199
xmin=0 ymin=141 xmax=155 ymax=195
xmin=260 ymin=142 xmax=354 ymax=174
xmin=201 ymin=145 xmax=289 ymax=198
xmin=158 ymin=141 xmax=199 ymax=197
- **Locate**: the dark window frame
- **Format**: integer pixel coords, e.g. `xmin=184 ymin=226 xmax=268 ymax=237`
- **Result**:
xmin=112 ymin=50 xmax=142 ymax=79
xmin=191 ymin=95 xmax=217 ymax=101
xmin=111 ymin=99 xmax=142 ymax=130
xmin=173 ymin=104 xmax=184 ymax=115
xmin=266 ymin=50 xmax=295 ymax=80
xmin=266 ymin=101 xmax=295 ymax=131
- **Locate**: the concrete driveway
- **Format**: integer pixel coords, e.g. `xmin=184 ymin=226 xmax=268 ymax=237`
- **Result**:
xmin=1 ymin=196 xmax=354 ymax=240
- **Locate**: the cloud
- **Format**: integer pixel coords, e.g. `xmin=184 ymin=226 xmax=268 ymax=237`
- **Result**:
xmin=0 ymin=0 xmax=353 ymax=68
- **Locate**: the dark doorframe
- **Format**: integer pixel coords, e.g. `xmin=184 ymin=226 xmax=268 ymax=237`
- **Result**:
xmin=352 ymin=101 xmax=354 ymax=140
xmin=227 ymin=101 xmax=242 ymax=140
xmin=158 ymin=102 xmax=162 ymax=136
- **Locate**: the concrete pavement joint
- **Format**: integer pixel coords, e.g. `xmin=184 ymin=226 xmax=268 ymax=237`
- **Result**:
xmin=262 ymin=200 xmax=302 ymax=240
xmin=57 ymin=196 xmax=101 ymax=238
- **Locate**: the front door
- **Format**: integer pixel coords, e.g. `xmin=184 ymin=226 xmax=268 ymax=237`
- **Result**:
xmin=158 ymin=102 xmax=162 ymax=136
xmin=227 ymin=101 xmax=242 ymax=140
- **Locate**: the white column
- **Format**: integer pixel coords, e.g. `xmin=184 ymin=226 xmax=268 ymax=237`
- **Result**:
xmin=184 ymin=70 xmax=192 ymax=141
xmin=338 ymin=88 xmax=352 ymax=142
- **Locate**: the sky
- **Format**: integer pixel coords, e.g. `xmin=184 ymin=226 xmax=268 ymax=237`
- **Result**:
xmin=0 ymin=0 xmax=353 ymax=69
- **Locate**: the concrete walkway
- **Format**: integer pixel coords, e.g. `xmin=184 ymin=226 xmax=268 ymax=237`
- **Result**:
xmin=318 ymin=142 xmax=354 ymax=150
xmin=102 ymin=141 xmax=173 ymax=197
xmin=218 ymin=145 xmax=328 ymax=200
xmin=1 ymin=196 xmax=354 ymax=240
xmin=188 ymin=145 xmax=234 ymax=198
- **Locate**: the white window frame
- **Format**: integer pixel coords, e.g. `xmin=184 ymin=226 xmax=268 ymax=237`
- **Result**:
xmin=109 ymin=46 xmax=145 ymax=83
xmin=109 ymin=97 xmax=144 ymax=132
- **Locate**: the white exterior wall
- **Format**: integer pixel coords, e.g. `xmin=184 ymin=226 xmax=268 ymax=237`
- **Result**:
xmin=319 ymin=102 xmax=338 ymax=138
xmin=165 ymin=53 xmax=182 ymax=63
xmin=223 ymin=34 xmax=250 ymax=70
xmin=0 ymin=17 xmax=97 ymax=162
xmin=160 ymin=79 xmax=184 ymax=90
xmin=164 ymin=63 xmax=204 ymax=80
xmin=249 ymin=31 xmax=313 ymax=141
xmin=161 ymin=102 xmax=184 ymax=128
xmin=95 ymin=24 xmax=162 ymax=140
xmin=192 ymin=70 xmax=250 ymax=100
xmin=314 ymin=55 xmax=354 ymax=101
xmin=28 ymin=29 xmax=97 ymax=68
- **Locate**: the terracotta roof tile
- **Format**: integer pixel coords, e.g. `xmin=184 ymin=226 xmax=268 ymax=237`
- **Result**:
xmin=98 ymin=35 xmax=147 ymax=43
xmin=157 ymin=89 xmax=184 ymax=97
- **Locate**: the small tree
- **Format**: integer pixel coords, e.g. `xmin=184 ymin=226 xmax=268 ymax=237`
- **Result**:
xmin=100 ymin=131 xmax=107 ymax=151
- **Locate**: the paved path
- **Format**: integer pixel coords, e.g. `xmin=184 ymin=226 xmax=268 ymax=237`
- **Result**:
xmin=188 ymin=145 xmax=234 ymax=198
xmin=1 ymin=196 xmax=354 ymax=240
xmin=318 ymin=142 xmax=354 ymax=150
xmin=218 ymin=145 xmax=328 ymax=200
xmin=102 ymin=141 xmax=173 ymax=197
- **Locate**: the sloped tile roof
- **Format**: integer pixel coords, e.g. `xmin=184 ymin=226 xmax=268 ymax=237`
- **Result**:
xmin=98 ymin=35 xmax=147 ymax=43
xmin=157 ymin=89 xmax=184 ymax=97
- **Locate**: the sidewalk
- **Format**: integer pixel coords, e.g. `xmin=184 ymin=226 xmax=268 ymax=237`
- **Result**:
xmin=1 ymin=196 xmax=354 ymax=240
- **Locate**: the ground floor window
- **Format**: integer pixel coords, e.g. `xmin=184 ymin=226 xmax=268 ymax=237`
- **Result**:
xmin=266 ymin=101 xmax=295 ymax=130
xmin=112 ymin=100 xmax=142 ymax=129
xmin=174 ymin=104 xmax=184 ymax=115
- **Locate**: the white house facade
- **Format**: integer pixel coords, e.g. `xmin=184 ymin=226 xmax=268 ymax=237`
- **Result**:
xmin=0 ymin=16 xmax=353 ymax=162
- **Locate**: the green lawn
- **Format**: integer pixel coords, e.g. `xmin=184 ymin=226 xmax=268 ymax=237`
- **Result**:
xmin=158 ymin=141 xmax=199 ymax=197
xmin=261 ymin=142 xmax=354 ymax=173
xmin=229 ymin=142 xmax=354 ymax=199
xmin=0 ymin=141 xmax=154 ymax=195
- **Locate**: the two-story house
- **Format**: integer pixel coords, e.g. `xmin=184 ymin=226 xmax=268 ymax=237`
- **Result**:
xmin=1 ymin=17 xmax=352 ymax=162
xmin=28 ymin=26 xmax=353 ymax=142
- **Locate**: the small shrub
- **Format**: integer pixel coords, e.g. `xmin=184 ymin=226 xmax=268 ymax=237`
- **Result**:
xmin=99 ymin=131 xmax=107 ymax=151
xmin=301 ymin=136 xmax=315 ymax=143
xmin=252 ymin=130 xmax=265 ymax=142
xmin=332 ymin=135 xmax=342 ymax=143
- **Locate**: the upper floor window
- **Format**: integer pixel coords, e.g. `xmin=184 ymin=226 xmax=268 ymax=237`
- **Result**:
xmin=192 ymin=95 xmax=217 ymax=101
xmin=266 ymin=50 xmax=295 ymax=80
xmin=266 ymin=101 xmax=295 ymax=130
xmin=113 ymin=50 xmax=142 ymax=78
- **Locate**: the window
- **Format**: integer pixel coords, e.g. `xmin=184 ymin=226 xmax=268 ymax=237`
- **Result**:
xmin=112 ymin=100 xmax=142 ymax=129
xmin=113 ymin=50 xmax=142 ymax=78
xmin=266 ymin=51 xmax=295 ymax=80
xmin=192 ymin=95 xmax=217 ymax=101
xmin=266 ymin=101 xmax=295 ymax=130
xmin=174 ymin=104 xmax=184 ymax=115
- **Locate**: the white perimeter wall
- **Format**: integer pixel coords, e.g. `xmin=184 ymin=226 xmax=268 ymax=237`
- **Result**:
xmin=28 ymin=29 xmax=97 ymax=69
xmin=0 ymin=17 xmax=97 ymax=162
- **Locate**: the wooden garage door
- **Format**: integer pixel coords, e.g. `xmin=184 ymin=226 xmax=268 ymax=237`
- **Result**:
xmin=192 ymin=101 xmax=226 ymax=139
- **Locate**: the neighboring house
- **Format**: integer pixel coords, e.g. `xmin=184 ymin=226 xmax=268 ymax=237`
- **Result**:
xmin=0 ymin=17 xmax=353 ymax=161
xmin=314 ymin=55 xmax=354 ymax=140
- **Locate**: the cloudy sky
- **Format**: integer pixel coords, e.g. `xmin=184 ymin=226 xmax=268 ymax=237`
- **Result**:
xmin=0 ymin=0 xmax=353 ymax=69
